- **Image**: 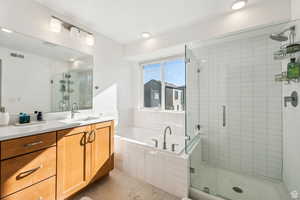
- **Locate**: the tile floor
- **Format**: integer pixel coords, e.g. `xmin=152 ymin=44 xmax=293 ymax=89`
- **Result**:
xmin=71 ymin=169 xmax=180 ymax=200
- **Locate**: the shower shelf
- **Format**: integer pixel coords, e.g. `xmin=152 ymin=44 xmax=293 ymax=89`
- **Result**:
xmin=273 ymin=42 xmax=300 ymax=60
xmin=275 ymin=71 xmax=300 ymax=83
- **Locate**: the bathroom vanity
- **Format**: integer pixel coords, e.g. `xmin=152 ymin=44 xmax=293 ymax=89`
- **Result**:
xmin=0 ymin=119 xmax=114 ymax=200
xmin=0 ymin=13 xmax=114 ymax=200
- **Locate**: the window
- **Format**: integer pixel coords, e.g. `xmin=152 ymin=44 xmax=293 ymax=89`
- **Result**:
xmin=143 ymin=63 xmax=161 ymax=108
xmin=142 ymin=58 xmax=185 ymax=112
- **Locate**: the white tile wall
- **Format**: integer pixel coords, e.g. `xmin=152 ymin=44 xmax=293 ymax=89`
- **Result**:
xmin=188 ymin=34 xmax=283 ymax=180
xmin=133 ymin=109 xmax=185 ymax=137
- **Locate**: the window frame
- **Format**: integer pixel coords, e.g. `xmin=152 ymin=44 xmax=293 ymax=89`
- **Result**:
xmin=139 ymin=55 xmax=185 ymax=113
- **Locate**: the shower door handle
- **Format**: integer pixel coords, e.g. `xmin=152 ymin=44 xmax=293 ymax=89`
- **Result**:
xmin=222 ymin=105 xmax=226 ymax=127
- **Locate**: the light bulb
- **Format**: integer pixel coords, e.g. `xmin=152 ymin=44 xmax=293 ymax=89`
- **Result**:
xmin=1 ymin=28 xmax=13 ymax=33
xmin=50 ymin=17 xmax=62 ymax=33
xmin=86 ymin=34 xmax=95 ymax=46
xmin=141 ymin=32 xmax=151 ymax=39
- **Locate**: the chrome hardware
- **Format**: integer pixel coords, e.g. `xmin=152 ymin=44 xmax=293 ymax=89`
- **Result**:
xmin=163 ymin=126 xmax=172 ymax=150
xmin=185 ymin=58 xmax=191 ymax=64
xmin=171 ymin=144 xmax=179 ymax=152
xmin=71 ymin=102 xmax=79 ymax=119
xmin=24 ymin=141 xmax=43 ymax=147
xmin=151 ymin=138 xmax=158 ymax=148
xmin=190 ymin=167 xmax=195 ymax=173
xmin=222 ymin=105 xmax=226 ymax=127
xmin=284 ymin=91 xmax=298 ymax=107
xmin=185 ymin=135 xmax=191 ymax=141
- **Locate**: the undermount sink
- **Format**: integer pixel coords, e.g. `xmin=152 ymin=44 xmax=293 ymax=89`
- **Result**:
xmin=61 ymin=116 xmax=100 ymax=124
xmin=74 ymin=116 xmax=100 ymax=122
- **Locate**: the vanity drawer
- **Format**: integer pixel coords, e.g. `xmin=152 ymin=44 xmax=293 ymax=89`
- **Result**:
xmin=1 ymin=176 xmax=56 ymax=200
xmin=1 ymin=146 xmax=56 ymax=197
xmin=1 ymin=132 xmax=56 ymax=160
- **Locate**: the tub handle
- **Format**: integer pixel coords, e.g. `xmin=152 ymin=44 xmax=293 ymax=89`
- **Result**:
xmin=171 ymin=144 xmax=179 ymax=152
xmin=151 ymin=138 xmax=158 ymax=148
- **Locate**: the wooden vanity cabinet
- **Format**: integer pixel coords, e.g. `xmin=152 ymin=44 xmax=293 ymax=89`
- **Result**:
xmin=0 ymin=120 xmax=114 ymax=200
xmin=0 ymin=132 xmax=57 ymax=200
xmin=56 ymin=121 xmax=114 ymax=200
xmin=56 ymin=125 xmax=91 ymax=200
xmin=90 ymin=121 xmax=114 ymax=182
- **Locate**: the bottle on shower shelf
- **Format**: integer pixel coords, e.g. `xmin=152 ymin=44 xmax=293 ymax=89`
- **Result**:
xmin=287 ymin=58 xmax=300 ymax=79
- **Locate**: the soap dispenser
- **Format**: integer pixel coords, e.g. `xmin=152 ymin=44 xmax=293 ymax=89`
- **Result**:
xmin=0 ymin=107 xmax=9 ymax=126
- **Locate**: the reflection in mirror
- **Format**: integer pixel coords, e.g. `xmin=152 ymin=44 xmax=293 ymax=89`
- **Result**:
xmin=0 ymin=28 xmax=94 ymax=114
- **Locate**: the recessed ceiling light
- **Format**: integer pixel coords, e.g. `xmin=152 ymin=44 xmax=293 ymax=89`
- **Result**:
xmin=141 ymin=32 xmax=151 ymax=39
xmin=231 ymin=0 xmax=248 ymax=10
xmin=1 ymin=28 xmax=13 ymax=33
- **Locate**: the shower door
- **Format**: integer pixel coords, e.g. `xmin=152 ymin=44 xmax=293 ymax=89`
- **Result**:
xmin=185 ymin=46 xmax=203 ymax=153
xmin=186 ymin=23 xmax=285 ymax=200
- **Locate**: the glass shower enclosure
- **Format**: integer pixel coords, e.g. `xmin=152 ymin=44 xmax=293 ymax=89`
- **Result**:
xmin=185 ymin=21 xmax=299 ymax=200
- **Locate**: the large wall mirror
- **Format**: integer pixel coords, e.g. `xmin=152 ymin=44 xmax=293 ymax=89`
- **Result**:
xmin=0 ymin=29 xmax=93 ymax=114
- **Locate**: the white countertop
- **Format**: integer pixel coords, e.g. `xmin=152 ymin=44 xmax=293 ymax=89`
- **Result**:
xmin=0 ymin=116 xmax=115 ymax=141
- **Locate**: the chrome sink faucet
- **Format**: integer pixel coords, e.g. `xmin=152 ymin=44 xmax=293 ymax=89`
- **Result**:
xmin=163 ymin=126 xmax=172 ymax=150
xmin=71 ymin=103 xmax=79 ymax=119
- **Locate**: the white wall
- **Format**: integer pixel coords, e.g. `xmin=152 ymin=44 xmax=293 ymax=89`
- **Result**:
xmin=0 ymin=0 xmax=133 ymax=127
xmin=291 ymin=0 xmax=300 ymax=20
xmin=282 ymin=20 xmax=300 ymax=196
xmin=124 ymin=0 xmax=291 ymax=60
xmin=93 ymin=36 xmax=133 ymax=127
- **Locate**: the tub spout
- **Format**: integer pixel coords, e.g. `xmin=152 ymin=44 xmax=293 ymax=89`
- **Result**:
xmin=163 ymin=126 xmax=172 ymax=150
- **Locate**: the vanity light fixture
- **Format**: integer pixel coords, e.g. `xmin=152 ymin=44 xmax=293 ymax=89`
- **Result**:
xmin=1 ymin=28 xmax=13 ymax=33
xmin=141 ymin=32 xmax=152 ymax=39
xmin=49 ymin=17 xmax=62 ymax=33
xmin=49 ymin=16 xmax=95 ymax=46
xmin=231 ymin=0 xmax=248 ymax=10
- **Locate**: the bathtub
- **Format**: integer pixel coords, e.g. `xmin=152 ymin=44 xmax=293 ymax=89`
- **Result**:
xmin=114 ymin=127 xmax=189 ymax=198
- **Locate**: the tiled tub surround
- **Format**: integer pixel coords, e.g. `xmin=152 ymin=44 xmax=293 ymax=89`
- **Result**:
xmin=188 ymin=33 xmax=283 ymax=180
xmin=114 ymin=127 xmax=189 ymax=198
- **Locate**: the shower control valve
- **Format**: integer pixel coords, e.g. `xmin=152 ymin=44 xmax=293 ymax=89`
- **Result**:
xmin=284 ymin=91 xmax=298 ymax=107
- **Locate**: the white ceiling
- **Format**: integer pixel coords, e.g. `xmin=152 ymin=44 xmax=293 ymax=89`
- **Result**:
xmin=35 ymin=0 xmax=263 ymax=44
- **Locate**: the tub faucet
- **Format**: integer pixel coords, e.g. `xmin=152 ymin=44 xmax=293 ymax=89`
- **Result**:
xmin=163 ymin=126 xmax=172 ymax=150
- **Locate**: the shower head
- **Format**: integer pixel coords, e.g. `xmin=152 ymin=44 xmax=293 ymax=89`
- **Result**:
xmin=270 ymin=26 xmax=296 ymax=42
xmin=270 ymin=33 xmax=289 ymax=42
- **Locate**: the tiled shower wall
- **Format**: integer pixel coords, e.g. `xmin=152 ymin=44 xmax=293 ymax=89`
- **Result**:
xmin=188 ymin=34 xmax=283 ymax=179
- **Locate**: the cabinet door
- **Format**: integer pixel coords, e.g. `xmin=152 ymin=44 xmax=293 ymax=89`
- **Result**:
xmin=90 ymin=121 xmax=113 ymax=181
xmin=56 ymin=126 xmax=91 ymax=200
